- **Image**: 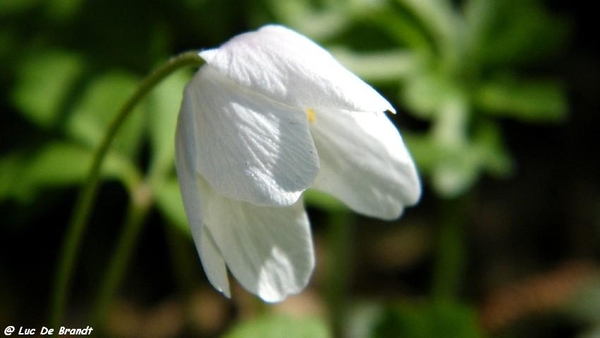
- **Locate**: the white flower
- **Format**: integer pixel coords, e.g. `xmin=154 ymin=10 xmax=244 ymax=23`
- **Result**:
xmin=175 ymin=25 xmax=421 ymax=302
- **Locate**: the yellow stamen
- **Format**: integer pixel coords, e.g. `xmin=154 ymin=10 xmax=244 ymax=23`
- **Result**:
xmin=306 ymin=108 xmax=316 ymax=123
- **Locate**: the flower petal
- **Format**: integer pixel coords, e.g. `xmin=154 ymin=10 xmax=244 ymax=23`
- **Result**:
xmin=182 ymin=65 xmax=319 ymax=207
xmin=198 ymin=178 xmax=315 ymax=302
xmin=310 ymin=109 xmax=421 ymax=220
xmin=175 ymin=98 xmax=202 ymax=227
xmin=200 ymin=25 xmax=394 ymax=114
xmin=175 ymin=107 xmax=230 ymax=297
xmin=198 ymin=223 xmax=231 ymax=298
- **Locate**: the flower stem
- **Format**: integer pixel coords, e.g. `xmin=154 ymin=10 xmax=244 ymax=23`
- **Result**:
xmin=431 ymin=196 xmax=469 ymax=301
xmin=326 ymin=211 xmax=354 ymax=338
xmin=50 ymin=51 xmax=205 ymax=327
xmin=90 ymin=182 xmax=152 ymax=328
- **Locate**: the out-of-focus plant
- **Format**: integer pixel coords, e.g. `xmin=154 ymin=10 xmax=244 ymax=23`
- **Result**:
xmin=264 ymin=0 xmax=568 ymax=198
xmin=3 ymin=49 xmax=192 ymax=230
xmin=261 ymin=0 xmax=569 ymax=337
xmin=4 ymin=49 xmax=199 ymax=328
xmin=1 ymin=34 xmax=197 ymax=329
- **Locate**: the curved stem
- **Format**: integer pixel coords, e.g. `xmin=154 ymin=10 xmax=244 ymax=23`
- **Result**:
xmin=50 ymin=51 xmax=205 ymax=327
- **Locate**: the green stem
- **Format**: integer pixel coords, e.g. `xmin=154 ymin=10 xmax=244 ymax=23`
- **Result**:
xmin=326 ymin=211 xmax=354 ymax=338
xmin=431 ymin=196 xmax=469 ymax=301
xmin=50 ymin=51 xmax=205 ymax=327
xmin=90 ymin=183 xmax=152 ymax=328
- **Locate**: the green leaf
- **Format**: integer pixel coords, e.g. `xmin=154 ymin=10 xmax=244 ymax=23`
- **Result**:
xmin=476 ymin=76 xmax=567 ymax=122
xmin=568 ymin=280 xmax=600 ymax=326
xmin=66 ymin=71 xmax=144 ymax=158
xmin=463 ymin=0 xmax=498 ymax=67
xmin=147 ymin=69 xmax=191 ymax=176
xmin=429 ymin=124 xmax=514 ymax=198
xmin=224 ymin=315 xmax=330 ymax=338
xmin=403 ymin=132 xmax=438 ymax=172
xmin=396 ymin=0 xmax=458 ymax=53
xmin=372 ymin=301 xmax=482 ymax=338
xmin=402 ymin=70 xmax=455 ymax=119
xmin=473 ymin=122 xmax=513 ymax=177
xmin=0 ymin=153 xmax=25 ymax=201
xmin=471 ymin=0 xmax=568 ymax=67
xmin=410 ymin=122 xmax=513 ymax=198
xmin=431 ymin=92 xmax=469 ymax=145
xmin=263 ymin=0 xmax=349 ymax=40
xmin=24 ymin=142 xmax=138 ymax=197
xmin=11 ymin=50 xmax=85 ymax=129
xmin=431 ymin=146 xmax=480 ymax=198
xmin=25 ymin=142 xmax=95 ymax=189
xmin=349 ymin=3 xmax=432 ymax=52
xmin=331 ymin=48 xmax=417 ymax=83
xmin=46 ymin=0 xmax=83 ymax=21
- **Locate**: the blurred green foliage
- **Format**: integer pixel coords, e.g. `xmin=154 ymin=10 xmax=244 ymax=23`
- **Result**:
xmin=372 ymin=301 xmax=481 ymax=338
xmin=274 ymin=0 xmax=568 ymax=197
xmin=0 ymin=0 xmax=586 ymax=337
xmin=223 ymin=314 xmax=330 ymax=338
xmin=0 ymin=0 xmax=569 ymax=217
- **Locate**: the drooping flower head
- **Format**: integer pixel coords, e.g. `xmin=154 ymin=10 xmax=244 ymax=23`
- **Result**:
xmin=176 ymin=25 xmax=421 ymax=302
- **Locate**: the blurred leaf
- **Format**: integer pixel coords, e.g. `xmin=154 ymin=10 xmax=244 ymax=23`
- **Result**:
xmin=347 ymin=302 xmax=384 ymax=338
xmin=46 ymin=0 xmax=83 ymax=21
xmin=407 ymin=121 xmax=513 ymax=198
xmin=463 ymin=0 xmax=494 ymax=45
xmin=403 ymin=132 xmax=440 ymax=172
xmin=66 ymin=71 xmax=144 ymax=158
xmin=331 ymin=48 xmax=417 ymax=83
xmin=429 ymin=93 xmax=472 ymax=197
xmin=463 ymin=0 xmax=497 ymax=69
xmin=476 ymin=76 xmax=567 ymax=122
xmin=567 ymin=280 xmax=600 ymax=338
xmin=1 ymin=142 xmax=139 ymax=202
xmin=367 ymin=7 xmax=433 ymax=51
xmin=568 ymin=280 xmax=600 ymax=325
xmin=396 ymin=0 xmax=458 ymax=54
xmin=0 ymin=153 xmax=24 ymax=201
xmin=264 ymin=0 xmax=349 ymax=40
xmin=431 ymin=146 xmax=480 ymax=198
xmin=347 ymin=0 xmax=389 ymax=13
xmin=147 ymin=69 xmax=190 ymax=176
xmin=24 ymin=143 xmax=95 ymax=190
xmin=0 ymin=28 xmax=13 ymax=61
xmin=402 ymin=69 xmax=455 ymax=119
xmin=391 ymin=0 xmax=568 ymax=200
xmin=11 ymin=49 xmax=85 ymax=129
xmin=404 ymin=87 xmax=512 ymax=198
xmin=431 ymin=124 xmax=513 ymax=198
xmin=432 ymin=92 xmax=469 ymax=145
xmin=473 ymin=122 xmax=513 ymax=177
xmin=471 ymin=0 xmax=568 ymax=67
xmin=223 ymin=314 xmax=330 ymax=338
xmin=22 ymin=142 xmax=138 ymax=200
xmin=154 ymin=178 xmax=190 ymax=235
xmin=579 ymin=327 xmax=600 ymax=338
xmin=372 ymin=301 xmax=482 ymax=338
